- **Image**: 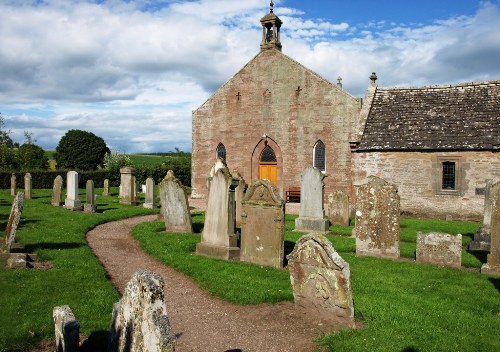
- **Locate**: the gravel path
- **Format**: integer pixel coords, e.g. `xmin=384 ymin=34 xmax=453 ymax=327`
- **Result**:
xmin=86 ymin=215 xmax=334 ymax=352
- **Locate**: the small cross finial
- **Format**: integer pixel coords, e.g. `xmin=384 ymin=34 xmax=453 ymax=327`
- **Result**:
xmin=270 ymin=1 xmax=274 ymax=13
xmin=370 ymin=72 xmax=378 ymax=84
xmin=296 ymin=85 xmax=302 ymax=96
xmin=337 ymin=76 xmax=342 ymax=89
xmin=236 ymin=92 xmax=241 ymax=101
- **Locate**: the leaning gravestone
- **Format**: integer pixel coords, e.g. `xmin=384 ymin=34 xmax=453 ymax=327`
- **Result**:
xmin=482 ymin=181 xmax=500 ymax=274
xmin=2 ymin=192 xmax=24 ymax=254
xmin=84 ymin=180 xmax=97 ymax=213
xmin=327 ymin=190 xmax=350 ymax=226
xmin=10 ymin=174 xmax=16 ymax=196
xmin=416 ymin=232 xmax=462 ymax=268
xmin=24 ymin=173 xmax=32 ymax=199
xmin=53 ymin=305 xmax=79 ymax=352
xmin=240 ymin=179 xmax=285 ymax=268
xmin=159 ymin=171 xmax=192 ymax=233
xmin=196 ymin=166 xmax=240 ymax=260
xmin=51 ymin=175 xmax=63 ymax=207
xmin=295 ymin=166 xmax=329 ymax=232
xmin=469 ymin=179 xmax=493 ymax=251
xmin=233 ymin=170 xmax=247 ymax=228
xmin=108 ymin=271 xmax=176 ymax=352
xmin=64 ymin=171 xmax=81 ymax=211
xmin=119 ymin=167 xmax=137 ymax=205
xmin=353 ymin=176 xmax=400 ymax=259
xmin=143 ymin=177 xmax=155 ymax=209
xmin=287 ymin=234 xmax=355 ymax=328
xmin=102 ymin=179 xmax=110 ymax=196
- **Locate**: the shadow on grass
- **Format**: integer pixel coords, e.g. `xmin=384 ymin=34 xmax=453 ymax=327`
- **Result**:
xmin=488 ymin=277 xmax=500 ymax=294
xmin=192 ymin=222 xmax=204 ymax=234
xmin=97 ymin=207 xmax=119 ymax=213
xmin=80 ymin=330 xmax=109 ymax=352
xmin=402 ymin=347 xmax=420 ymax=352
xmin=24 ymin=242 xmax=83 ymax=252
xmin=283 ymin=240 xmax=296 ymax=267
xmin=468 ymin=250 xmax=488 ymax=264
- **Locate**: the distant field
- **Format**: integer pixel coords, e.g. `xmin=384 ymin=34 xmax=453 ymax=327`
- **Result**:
xmin=128 ymin=154 xmax=190 ymax=166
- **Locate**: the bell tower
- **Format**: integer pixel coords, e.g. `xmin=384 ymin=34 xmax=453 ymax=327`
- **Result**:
xmin=260 ymin=1 xmax=282 ymax=51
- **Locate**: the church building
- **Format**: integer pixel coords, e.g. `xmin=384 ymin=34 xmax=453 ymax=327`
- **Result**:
xmin=191 ymin=3 xmax=500 ymax=220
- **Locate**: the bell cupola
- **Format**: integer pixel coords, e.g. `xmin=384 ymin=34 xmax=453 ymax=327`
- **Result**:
xmin=260 ymin=1 xmax=282 ymax=51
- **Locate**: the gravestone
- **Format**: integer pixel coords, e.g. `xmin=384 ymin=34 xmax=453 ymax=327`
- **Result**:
xmin=327 ymin=190 xmax=350 ymax=226
xmin=295 ymin=166 xmax=329 ymax=232
xmin=159 ymin=171 xmax=192 ymax=233
xmin=10 ymin=174 xmax=16 ymax=196
xmin=108 ymin=271 xmax=176 ymax=352
xmin=207 ymin=157 xmax=227 ymax=193
xmin=64 ymin=171 xmax=81 ymax=211
xmin=51 ymin=175 xmax=63 ymax=207
xmin=416 ymin=232 xmax=462 ymax=268
xmin=353 ymin=176 xmax=400 ymax=259
xmin=233 ymin=170 xmax=247 ymax=228
xmin=240 ymin=179 xmax=285 ymax=268
xmin=53 ymin=305 xmax=79 ymax=352
xmin=84 ymin=180 xmax=97 ymax=213
xmin=287 ymin=234 xmax=355 ymax=328
xmin=481 ymin=181 xmax=500 ymax=274
xmin=469 ymin=179 xmax=493 ymax=251
xmin=102 ymin=179 xmax=110 ymax=196
xmin=143 ymin=177 xmax=155 ymax=209
xmin=24 ymin=173 xmax=32 ymax=199
xmin=2 ymin=192 xmax=24 ymax=253
xmin=119 ymin=167 xmax=137 ymax=205
xmin=196 ymin=166 xmax=240 ymax=260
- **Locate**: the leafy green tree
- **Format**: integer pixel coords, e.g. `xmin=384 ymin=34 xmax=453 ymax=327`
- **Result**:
xmin=0 ymin=113 xmax=19 ymax=170
xmin=17 ymin=143 xmax=49 ymax=171
xmin=101 ymin=152 xmax=134 ymax=185
xmin=54 ymin=129 xmax=110 ymax=170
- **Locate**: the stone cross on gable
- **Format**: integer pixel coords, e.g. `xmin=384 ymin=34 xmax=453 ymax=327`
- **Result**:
xmin=236 ymin=92 xmax=241 ymax=101
xmin=295 ymin=85 xmax=302 ymax=96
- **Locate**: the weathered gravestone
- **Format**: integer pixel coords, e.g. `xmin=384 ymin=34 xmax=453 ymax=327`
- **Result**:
xmin=2 ymin=192 xmax=24 ymax=254
xmin=84 ymin=180 xmax=97 ymax=213
xmin=102 ymin=179 xmax=110 ymax=196
xmin=327 ymin=190 xmax=350 ymax=226
xmin=64 ymin=171 xmax=81 ymax=211
xmin=159 ymin=171 xmax=192 ymax=233
xmin=143 ymin=177 xmax=155 ymax=209
xmin=481 ymin=181 xmax=500 ymax=274
xmin=233 ymin=170 xmax=247 ymax=228
xmin=295 ymin=166 xmax=329 ymax=232
xmin=53 ymin=305 xmax=79 ymax=352
xmin=416 ymin=232 xmax=462 ymax=268
xmin=469 ymin=179 xmax=493 ymax=251
xmin=119 ymin=167 xmax=137 ymax=205
xmin=287 ymin=234 xmax=355 ymax=328
xmin=240 ymin=179 xmax=285 ymax=268
xmin=10 ymin=174 xmax=16 ymax=196
xmin=196 ymin=166 xmax=240 ymax=260
xmin=207 ymin=157 xmax=227 ymax=193
xmin=108 ymin=271 xmax=176 ymax=352
xmin=353 ymin=176 xmax=400 ymax=259
xmin=24 ymin=173 xmax=32 ymax=199
xmin=51 ymin=175 xmax=63 ymax=207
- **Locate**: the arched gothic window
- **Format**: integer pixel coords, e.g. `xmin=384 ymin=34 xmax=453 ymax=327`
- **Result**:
xmin=216 ymin=143 xmax=226 ymax=161
xmin=260 ymin=145 xmax=277 ymax=163
xmin=313 ymin=140 xmax=326 ymax=172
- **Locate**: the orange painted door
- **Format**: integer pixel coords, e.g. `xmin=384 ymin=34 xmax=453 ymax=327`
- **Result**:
xmin=259 ymin=163 xmax=277 ymax=185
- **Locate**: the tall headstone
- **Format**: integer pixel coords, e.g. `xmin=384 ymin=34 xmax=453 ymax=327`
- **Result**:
xmin=233 ymin=170 xmax=247 ymax=228
xmin=108 ymin=271 xmax=176 ymax=352
xmin=2 ymin=192 xmax=24 ymax=253
xmin=102 ymin=179 xmax=110 ymax=196
xmin=53 ymin=305 xmax=80 ymax=352
xmin=295 ymin=166 xmax=329 ymax=232
xmin=481 ymin=181 xmax=500 ymax=274
xmin=240 ymin=179 xmax=285 ymax=268
xmin=24 ymin=173 xmax=32 ymax=199
xmin=196 ymin=166 xmax=240 ymax=260
xmin=159 ymin=171 xmax=192 ymax=233
xmin=469 ymin=179 xmax=493 ymax=251
xmin=207 ymin=157 xmax=227 ymax=193
xmin=64 ymin=171 xmax=81 ymax=211
xmin=353 ymin=176 xmax=400 ymax=259
xmin=10 ymin=174 xmax=16 ymax=196
xmin=51 ymin=175 xmax=63 ymax=207
xmin=143 ymin=177 xmax=155 ymax=209
xmin=416 ymin=232 xmax=462 ymax=268
xmin=287 ymin=234 xmax=355 ymax=328
xmin=119 ymin=167 xmax=137 ymax=205
xmin=327 ymin=190 xmax=350 ymax=226
xmin=84 ymin=180 xmax=97 ymax=213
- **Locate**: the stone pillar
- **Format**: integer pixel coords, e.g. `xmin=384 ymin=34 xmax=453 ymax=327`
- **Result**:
xmin=84 ymin=180 xmax=97 ymax=213
xmin=51 ymin=175 xmax=63 ymax=207
xmin=10 ymin=174 xmax=16 ymax=196
xmin=119 ymin=167 xmax=136 ymax=205
xmin=102 ymin=179 xmax=110 ymax=196
xmin=295 ymin=166 xmax=329 ymax=232
xmin=24 ymin=173 xmax=32 ymax=199
xmin=53 ymin=305 xmax=79 ymax=352
xmin=482 ymin=181 xmax=500 ymax=274
xmin=143 ymin=177 xmax=155 ymax=209
xmin=64 ymin=171 xmax=81 ymax=211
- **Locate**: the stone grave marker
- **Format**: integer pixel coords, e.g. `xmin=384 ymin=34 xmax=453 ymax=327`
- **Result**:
xmin=51 ymin=175 xmax=63 ymax=207
xmin=143 ymin=177 xmax=155 ymax=209
xmin=353 ymin=176 xmax=400 ymax=259
xmin=233 ymin=170 xmax=247 ymax=228
xmin=24 ymin=173 xmax=32 ymax=199
xmin=482 ymin=181 xmax=500 ymax=274
xmin=84 ymin=180 xmax=97 ymax=213
xmin=469 ymin=179 xmax=493 ymax=251
xmin=53 ymin=305 xmax=79 ymax=352
xmin=10 ymin=174 xmax=16 ymax=196
xmin=102 ymin=178 xmax=110 ymax=196
xmin=2 ymin=192 xmax=24 ymax=253
xmin=287 ymin=234 xmax=355 ymax=328
xmin=416 ymin=232 xmax=462 ymax=268
xmin=295 ymin=166 xmax=329 ymax=232
xmin=207 ymin=157 xmax=227 ymax=193
xmin=240 ymin=179 xmax=285 ymax=268
xmin=108 ymin=271 xmax=176 ymax=352
xmin=327 ymin=190 xmax=350 ymax=226
xmin=119 ymin=167 xmax=137 ymax=205
xmin=63 ymin=171 xmax=81 ymax=211
xmin=159 ymin=171 xmax=192 ymax=233
xmin=196 ymin=166 xmax=240 ymax=260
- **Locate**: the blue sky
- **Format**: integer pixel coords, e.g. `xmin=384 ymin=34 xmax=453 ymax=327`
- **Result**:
xmin=0 ymin=0 xmax=499 ymax=153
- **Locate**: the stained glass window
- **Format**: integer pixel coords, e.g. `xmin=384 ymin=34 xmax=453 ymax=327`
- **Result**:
xmin=314 ymin=140 xmax=326 ymax=172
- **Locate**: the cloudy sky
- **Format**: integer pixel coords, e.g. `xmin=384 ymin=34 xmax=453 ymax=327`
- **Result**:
xmin=1 ymin=0 xmax=499 ymax=153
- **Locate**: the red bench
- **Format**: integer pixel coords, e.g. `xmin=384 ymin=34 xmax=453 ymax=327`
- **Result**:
xmin=286 ymin=186 xmax=301 ymax=202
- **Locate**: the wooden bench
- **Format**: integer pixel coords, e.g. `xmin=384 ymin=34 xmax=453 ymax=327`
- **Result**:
xmin=286 ymin=186 xmax=301 ymax=203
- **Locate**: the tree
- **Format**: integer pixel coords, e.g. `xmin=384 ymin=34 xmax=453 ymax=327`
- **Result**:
xmin=0 ymin=113 xmax=19 ymax=170
xmin=54 ymin=129 xmax=110 ymax=170
xmin=17 ymin=143 xmax=49 ymax=171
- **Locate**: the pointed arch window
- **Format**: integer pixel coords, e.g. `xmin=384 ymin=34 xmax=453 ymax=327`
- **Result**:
xmin=216 ymin=143 xmax=226 ymax=161
xmin=260 ymin=145 xmax=277 ymax=163
xmin=313 ymin=140 xmax=326 ymax=172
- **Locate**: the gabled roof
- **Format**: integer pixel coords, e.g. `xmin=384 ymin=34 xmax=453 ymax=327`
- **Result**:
xmin=356 ymin=80 xmax=500 ymax=151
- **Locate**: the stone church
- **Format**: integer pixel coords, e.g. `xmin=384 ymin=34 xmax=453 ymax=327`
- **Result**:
xmin=192 ymin=4 xmax=500 ymax=220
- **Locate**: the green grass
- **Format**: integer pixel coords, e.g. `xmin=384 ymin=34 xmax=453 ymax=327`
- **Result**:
xmin=127 ymin=154 xmax=186 ymax=167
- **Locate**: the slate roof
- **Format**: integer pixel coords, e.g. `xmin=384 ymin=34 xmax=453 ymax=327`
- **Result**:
xmin=356 ymin=80 xmax=500 ymax=151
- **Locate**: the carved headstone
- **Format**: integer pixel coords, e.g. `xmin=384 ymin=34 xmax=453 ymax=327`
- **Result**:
xmin=108 ymin=271 xmax=176 ymax=352
xmin=207 ymin=157 xmax=227 ymax=193
xmin=119 ymin=167 xmax=137 ymax=205
xmin=51 ymin=175 xmax=63 ymax=207
xmin=159 ymin=171 xmax=192 ymax=233
xmin=196 ymin=166 xmax=240 ymax=260
xmin=416 ymin=232 xmax=462 ymax=268
xmin=287 ymin=234 xmax=355 ymax=328
xmin=353 ymin=176 xmax=400 ymax=259
xmin=240 ymin=179 xmax=285 ymax=268
xmin=143 ymin=177 xmax=155 ymax=209
xmin=469 ymin=179 xmax=493 ymax=251
xmin=295 ymin=166 xmax=329 ymax=232
xmin=24 ymin=173 xmax=32 ymax=199
xmin=481 ymin=181 xmax=500 ymax=274
xmin=327 ymin=190 xmax=350 ymax=226
xmin=64 ymin=171 xmax=81 ymax=211
xmin=53 ymin=305 xmax=80 ymax=352
xmin=233 ymin=170 xmax=247 ymax=228
xmin=103 ymin=179 xmax=110 ymax=196
xmin=10 ymin=174 xmax=16 ymax=196
xmin=2 ymin=192 xmax=24 ymax=253
xmin=84 ymin=180 xmax=97 ymax=213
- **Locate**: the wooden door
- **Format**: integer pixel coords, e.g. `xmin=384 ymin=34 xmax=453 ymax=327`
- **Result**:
xmin=259 ymin=163 xmax=278 ymax=185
